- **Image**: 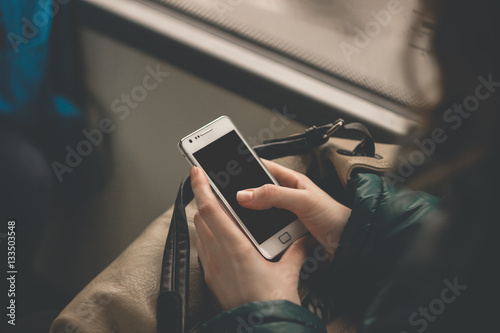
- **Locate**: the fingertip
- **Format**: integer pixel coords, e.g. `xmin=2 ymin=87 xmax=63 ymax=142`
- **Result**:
xmin=193 ymin=211 xmax=201 ymax=225
xmin=281 ymin=236 xmax=307 ymax=262
xmin=236 ymin=189 xmax=254 ymax=203
xmin=190 ymin=165 xmax=199 ymax=178
xmin=190 ymin=166 xmax=199 ymax=191
xmin=191 ymin=166 xmax=210 ymax=190
xmin=298 ymin=236 xmax=311 ymax=256
xmin=295 ymin=235 xmax=310 ymax=249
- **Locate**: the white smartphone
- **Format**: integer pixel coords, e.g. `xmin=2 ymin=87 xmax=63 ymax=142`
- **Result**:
xmin=178 ymin=116 xmax=307 ymax=260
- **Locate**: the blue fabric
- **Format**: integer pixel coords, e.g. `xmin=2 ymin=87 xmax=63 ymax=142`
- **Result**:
xmin=0 ymin=0 xmax=81 ymax=125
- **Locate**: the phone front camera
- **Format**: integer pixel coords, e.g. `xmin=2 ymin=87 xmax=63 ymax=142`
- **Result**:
xmin=189 ymin=139 xmax=193 ymax=143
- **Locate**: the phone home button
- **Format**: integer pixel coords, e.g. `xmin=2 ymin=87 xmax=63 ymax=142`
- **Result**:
xmin=279 ymin=232 xmax=291 ymax=244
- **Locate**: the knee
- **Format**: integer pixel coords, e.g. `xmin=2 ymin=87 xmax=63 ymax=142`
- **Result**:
xmin=0 ymin=128 xmax=54 ymax=220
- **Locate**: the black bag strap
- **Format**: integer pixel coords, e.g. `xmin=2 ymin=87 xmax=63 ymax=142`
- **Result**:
xmin=252 ymin=119 xmax=375 ymax=159
xmin=342 ymin=122 xmax=376 ymax=157
xmin=156 ymin=119 xmax=376 ymax=333
xmin=157 ymin=175 xmax=193 ymax=333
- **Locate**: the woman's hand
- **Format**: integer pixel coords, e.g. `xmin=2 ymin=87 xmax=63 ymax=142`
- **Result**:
xmin=191 ymin=166 xmax=311 ymax=311
xmin=237 ymin=159 xmax=351 ymax=260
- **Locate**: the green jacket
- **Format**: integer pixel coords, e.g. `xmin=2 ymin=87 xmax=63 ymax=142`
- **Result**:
xmin=201 ymin=173 xmax=440 ymax=332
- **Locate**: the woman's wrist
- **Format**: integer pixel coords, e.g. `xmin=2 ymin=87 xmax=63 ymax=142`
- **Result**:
xmin=317 ymin=202 xmax=351 ymax=262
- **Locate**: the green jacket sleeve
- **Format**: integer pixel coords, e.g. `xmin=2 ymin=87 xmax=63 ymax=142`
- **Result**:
xmin=200 ymin=300 xmax=326 ymax=333
xmin=326 ymin=173 xmax=440 ymax=316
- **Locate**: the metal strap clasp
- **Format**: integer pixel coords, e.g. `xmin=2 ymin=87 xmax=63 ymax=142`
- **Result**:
xmin=324 ymin=118 xmax=345 ymax=139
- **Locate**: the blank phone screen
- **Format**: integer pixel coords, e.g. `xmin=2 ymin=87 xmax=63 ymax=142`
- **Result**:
xmin=193 ymin=130 xmax=297 ymax=244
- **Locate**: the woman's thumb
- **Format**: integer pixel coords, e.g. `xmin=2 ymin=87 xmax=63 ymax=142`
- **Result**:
xmin=279 ymin=236 xmax=311 ymax=271
xmin=236 ymin=184 xmax=311 ymax=214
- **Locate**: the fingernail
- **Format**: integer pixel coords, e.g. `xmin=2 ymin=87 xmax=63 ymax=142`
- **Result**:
xmin=237 ymin=190 xmax=253 ymax=203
